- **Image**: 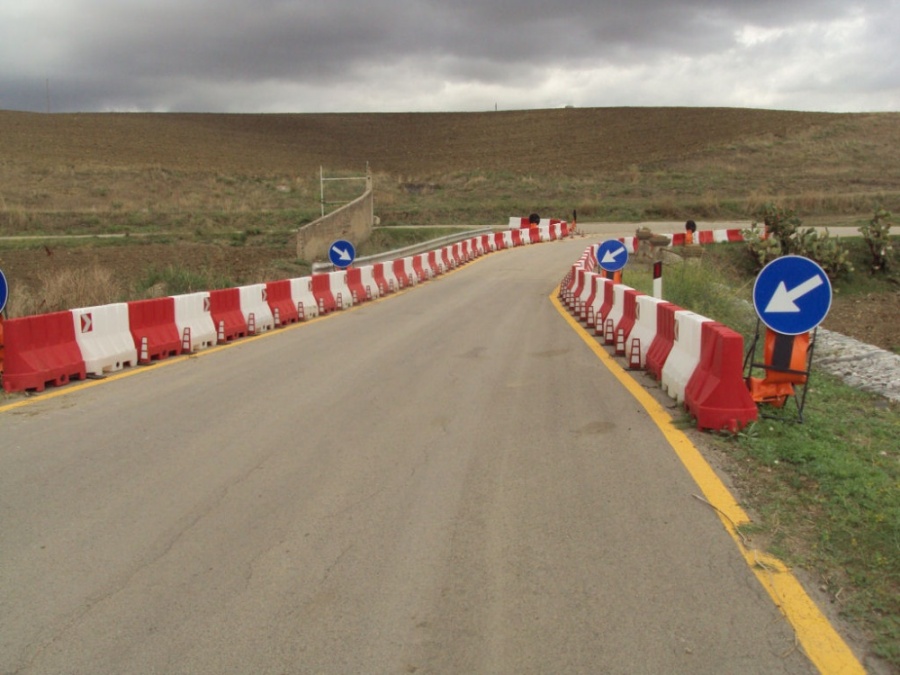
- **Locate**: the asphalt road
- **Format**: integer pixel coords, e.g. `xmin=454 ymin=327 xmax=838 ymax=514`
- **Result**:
xmin=1 ymin=233 xmax=817 ymax=674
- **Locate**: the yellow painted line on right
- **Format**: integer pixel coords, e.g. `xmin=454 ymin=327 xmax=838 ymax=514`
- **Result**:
xmin=550 ymin=287 xmax=865 ymax=675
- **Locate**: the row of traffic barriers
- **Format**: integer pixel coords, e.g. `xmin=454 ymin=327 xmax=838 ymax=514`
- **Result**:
xmin=560 ymin=235 xmax=757 ymax=433
xmin=1 ymin=223 xmax=570 ymax=394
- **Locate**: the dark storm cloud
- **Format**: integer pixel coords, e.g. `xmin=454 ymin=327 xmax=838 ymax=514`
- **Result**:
xmin=1 ymin=0 xmax=897 ymax=112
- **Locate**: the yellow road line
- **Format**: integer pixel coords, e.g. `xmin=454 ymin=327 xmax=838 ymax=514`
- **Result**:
xmin=550 ymin=287 xmax=865 ymax=675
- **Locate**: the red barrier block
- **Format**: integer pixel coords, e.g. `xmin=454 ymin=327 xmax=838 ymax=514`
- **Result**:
xmin=209 ymin=288 xmax=248 ymax=342
xmin=344 ymin=268 xmax=369 ymax=303
xmin=726 ymin=229 xmax=744 ymax=242
xmin=311 ymin=274 xmax=337 ymax=313
xmin=685 ymin=322 xmax=758 ymax=432
xmin=528 ymin=226 xmax=541 ymax=243
xmin=266 ymin=280 xmax=300 ymax=326
xmin=427 ymin=251 xmax=442 ymax=274
xmin=128 ymin=297 xmax=182 ymax=362
xmin=571 ymin=269 xmax=587 ymax=305
xmin=511 ymin=230 xmax=523 ymax=246
xmin=412 ymin=255 xmax=427 ymax=282
xmin=582 ymin=273 xmax=600 ymax=324
xmin=645 ymin=302 xmax=679 ymax=380
xmin=1 ymin=311 xmax=86 ymax=393
xmin=493 ymin=232 xmax=506 ymax=250
xmin=391 ymin=259 xmax=411 ymax=289
xmin=614 ymin=289 xmax=644 ymax=352
xmin=698 ymin=230 xmax=715 ymax=244
xmin=372 ymin=263 xmax=391 ymax=294
xmin=670 ymin=233 xmax=686 ymax=246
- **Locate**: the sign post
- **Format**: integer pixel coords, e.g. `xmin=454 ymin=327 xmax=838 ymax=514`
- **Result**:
xmin=329 ymin=239 xmax=356 ymax=269
xmin=752 ymin=255 xmax=832 ymax=335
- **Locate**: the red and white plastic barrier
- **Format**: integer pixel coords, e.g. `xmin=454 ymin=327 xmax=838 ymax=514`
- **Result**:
xmin=1 ymin=219 xmax=564 ymax=394
xmin=128 ymin=297 xmax=182 ymax=363
xmin=2 ymin=312 xmax=86 ymax=392
xmin=327 ymin=271 xmax=353 ymax=310
xmin=290 ymin=276 xmax=321 ymax=319
xmin=239 ymin=284 xmax=275 ymax=333
xmin=72 ymin=303 xmax=138 ymax=375
xmin=562 ymin=231 xmax=757 ymax=432
xmin=209 ymin=288 xmax=249 ymax=341
xmin=265 ymin=281 xmax=301 ymax=326
xmin=660 ymin=311 xmax=710 ymax=403
xmin=172 ymin=292 xmax=218 ymax=350
xmin=311 ymin=274 xmax=337 ymax=314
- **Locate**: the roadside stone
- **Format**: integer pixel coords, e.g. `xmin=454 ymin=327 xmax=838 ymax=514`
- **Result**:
xmin=814 ymin=328 xmax=900 ymax=402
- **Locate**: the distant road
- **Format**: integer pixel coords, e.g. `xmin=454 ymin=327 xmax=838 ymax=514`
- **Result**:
xmin=1 ymin=235 xmax=824 ymax=673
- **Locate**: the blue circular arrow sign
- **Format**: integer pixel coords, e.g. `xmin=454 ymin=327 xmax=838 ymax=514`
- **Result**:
xmin=328 ymin=239 xmax=356 ymax=268
xmin=0 ymin=267 xmax=8 ymax=314
xmin=752 ymin=255 xmax=832 ymax=335
xmin=596 ymin=239 xmax=629 ymax=272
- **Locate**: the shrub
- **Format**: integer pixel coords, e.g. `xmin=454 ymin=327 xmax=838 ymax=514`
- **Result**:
xmin=859 ymin=208 xmax=894 ymax=273
xmin=743 ymin=203 xmax=853 ymax=279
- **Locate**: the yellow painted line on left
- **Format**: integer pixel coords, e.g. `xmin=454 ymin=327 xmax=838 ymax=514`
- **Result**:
xmin=550 ymin=286 xmax=865 ymax=675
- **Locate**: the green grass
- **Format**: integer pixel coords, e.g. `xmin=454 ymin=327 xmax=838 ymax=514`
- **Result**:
xmin=625 ymin=240 xmax=900 ymax=667
xmin=136 ymin=265 xmax=237 ymax=297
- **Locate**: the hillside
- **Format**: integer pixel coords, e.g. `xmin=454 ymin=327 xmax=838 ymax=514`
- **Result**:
xmin=0 ymin=107 xmax=846 ymax=175
xmin=0 ymin=107 xmax=898 ymax=327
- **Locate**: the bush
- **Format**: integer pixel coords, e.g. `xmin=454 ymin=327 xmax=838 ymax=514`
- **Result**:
xmin=859 ymin=208 xmax=894 ymax=273
xmin=743 ymin=203 xmax=853 ymax=279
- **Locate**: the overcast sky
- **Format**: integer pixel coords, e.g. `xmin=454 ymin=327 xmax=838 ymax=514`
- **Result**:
xmin=2 ymin=0 xmax=898 ymax=114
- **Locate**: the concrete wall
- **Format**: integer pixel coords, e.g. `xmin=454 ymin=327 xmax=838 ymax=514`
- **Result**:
xmin=295 ymin=175 xmax=374 ymax=262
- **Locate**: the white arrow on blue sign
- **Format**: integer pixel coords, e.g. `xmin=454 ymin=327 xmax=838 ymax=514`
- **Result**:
xmin=596 ymin=239 xmax=629 ymax=272
xmin=329 ymin=239 xmax=356 ymax=268
xmin=0 ymin=267 xmax=8 ymax=314
xmin=752 ymin=255 xmax=832 ymax=335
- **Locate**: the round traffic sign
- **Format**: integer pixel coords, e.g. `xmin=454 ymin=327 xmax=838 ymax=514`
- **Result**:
xmin=596 ymin=239 xmax=629 ymax=272
xmin=329 ymin=239 xmax=356 ymax=268
xmin=752 ymin=255 xmax=832 ymax=335
xmin=0 ymin=267 xmax=8 ymax=314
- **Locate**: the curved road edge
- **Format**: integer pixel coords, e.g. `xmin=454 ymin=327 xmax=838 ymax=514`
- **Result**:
xmin=549 ymin=285 xmax=865 ymax=675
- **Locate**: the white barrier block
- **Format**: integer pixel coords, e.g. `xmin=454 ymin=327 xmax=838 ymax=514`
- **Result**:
xmin=577 ymin=269 xmax=595 ymax=308
xmin=713 ymin=229 xmax=729 ymax=243
xmin=502 ymin=231 xmax=516 ymax=248
xmin=172 ymin=292 xmax=217 ymax=351
xmin=538 ymin=224 xmax=552 ymax=242
xmin=239 ymin=284 xmax=275 ymax=333
xmin=290 ymin=277 xmax=320 ymax=318
xmin=380 ymin=262 xmax=400 ymax=292
xmin=359 ymin=265 xmax=380 ymax=299
xmin=630 ymin=295 xmax=668 ymax=369
xmin=603 ymin=284 xmax=629 ymax=339
xmin=71 ymin=303 xmax=138 ymax=376
xmin=586 ymin=274 xmax=608 ymax=327
xmin=661 ymin=311 xmax=711 ymax=403
xmin=328 ymin=271 xmax=353 ymax=308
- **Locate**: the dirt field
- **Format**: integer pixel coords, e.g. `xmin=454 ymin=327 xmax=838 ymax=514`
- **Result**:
xmin=1 ymin=107 xmax=898 ymax=351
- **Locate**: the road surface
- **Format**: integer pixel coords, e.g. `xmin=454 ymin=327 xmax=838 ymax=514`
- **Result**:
xmin=1 ymin=233 xmax=819 ymax=674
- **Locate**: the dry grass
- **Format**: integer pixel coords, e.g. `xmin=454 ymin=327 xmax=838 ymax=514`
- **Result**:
xmin=9 ymin=266 xmax=125 ymax=316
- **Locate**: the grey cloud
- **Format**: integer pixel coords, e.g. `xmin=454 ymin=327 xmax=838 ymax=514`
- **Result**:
xmin=1 ymin=0 xmax=896 ymax=112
